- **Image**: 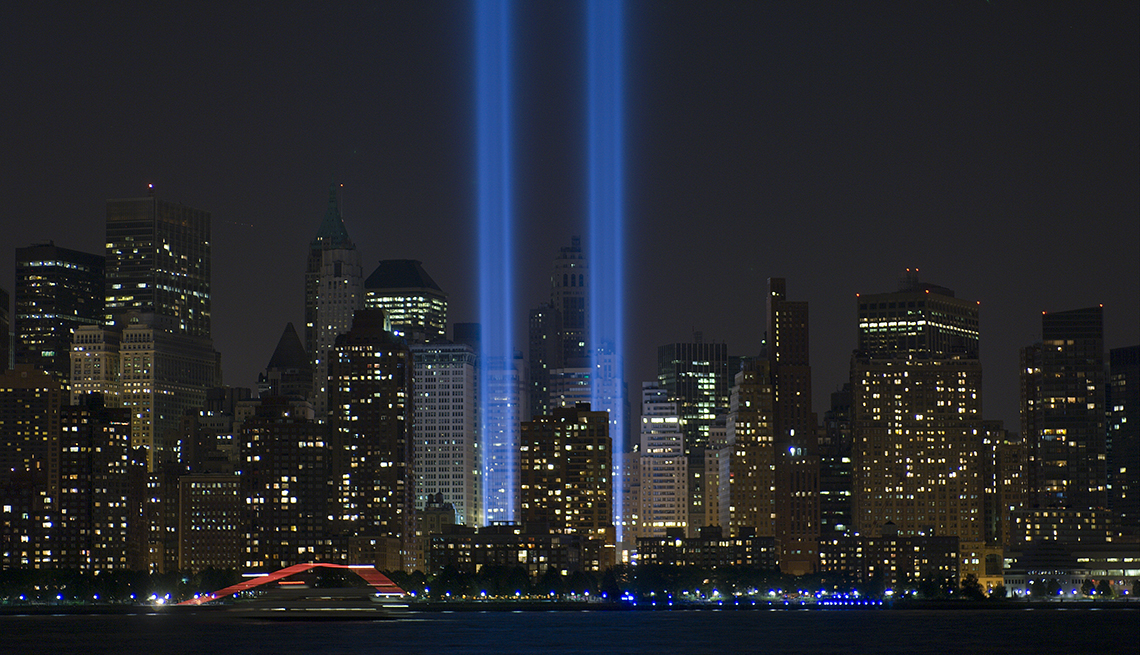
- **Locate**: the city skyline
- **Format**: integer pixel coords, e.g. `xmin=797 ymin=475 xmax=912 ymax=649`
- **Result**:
xmin=1 ymin=2 xmax=1137 ymax=431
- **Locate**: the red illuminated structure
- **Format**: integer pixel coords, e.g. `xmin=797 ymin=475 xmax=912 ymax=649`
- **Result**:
xmin=178 ymin=563 xmax=404 ymax=606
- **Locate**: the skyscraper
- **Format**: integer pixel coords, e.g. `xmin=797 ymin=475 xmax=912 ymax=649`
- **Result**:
xmin=56 ymin=395 xmax=133 ymax=571
xmin=1108 ymin=345 xmax=1139 ymax=530
xmin=638 ymin=383 xmax=687 ymax=539
xmin=411 ymin=342 xmax=480 ymax=526
xmin=105 ymin=191 xmax=211 ymax=338
xmin=520 ymin=404 xmax=613 ymax=567
xmin=727 ymin=358 xmax=775 ymax=538
xmin=657 ymin=336 xmax=730 ymax=535
xmin=766 ymin=278 xmax=820 ymax=575
xmin=14 ymin=242 xmax=105 ymax=384
xmin=851 ymin=274 xmax=986 ymax=544
xmin=305 ymin=186 xmax=364 ymax=419
xmin=364 ymin=260 xmax=448 ymax=344
xmin=1021 ymin=307 xmax=1108 ymax=512
xmin=330 ymin=309 xmax=415 ymax=569
xmin=551 ymin=236 xmax=588 ymax=367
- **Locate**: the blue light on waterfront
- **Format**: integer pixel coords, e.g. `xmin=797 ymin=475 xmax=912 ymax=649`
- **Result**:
xmin=476 ymin=0 xmax=518 ymax=524
xmin=586 ymin=0 xmax=626 ymax=543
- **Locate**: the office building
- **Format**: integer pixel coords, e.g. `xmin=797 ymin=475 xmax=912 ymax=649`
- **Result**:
xmin=330 ymin=309 xmax=415 ymax=569
xmin=105 ymin=192 xmax=211 ymax=338
xmin=520 ymin=404 xmax=613 ymax=567
xmin=766 ymin=278 xmax=820 ymax=575
xmin=0 ymin=366 xmax=63 ymax=493
xmin=305 ymin=186 xmax=364 ymax=418
xmin=14 ymin=242 xmax=104 ymax=384
xmin=638 ymin=383 xmax=687 ymax=539
xmin=1021 ymin=307 xmax=1107 ymax=512
xmin=411 ymin=342 xmax=480 ymax=526
xmin=240 ymin=396 xmax=335 ymax=570
xmin=1 ymin=286 xmax=8 ymax=369
xmin=364 ymin=260 xmax=448 ymax=345
xmin=56 ymin=395 xmax=133 ymax=571
xmin=178 ymin=473 xmax=243 ymax=572
xmin=70 ymin=313 xmax=220 ymax=470
xmin=728 ymin=358 xmax=775 ymax=538
xmin=658 ymin=336 xmax=731 ymax=535
xmin=851 ymin=274 xmax=987 ymax=545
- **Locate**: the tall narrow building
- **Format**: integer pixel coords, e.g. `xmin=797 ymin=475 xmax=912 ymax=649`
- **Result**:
xmin=551 ymin=237 xmax=588 ymax=367
xmin=1021 ymin=307 xmax=1108 ymax=512
xmin=305 ymin=186 xmax=364 ymax=419
xmin=105 ymin=191 xmax=211 ymax=338
xmin=728 ymin=358 xmax=775 ymax=538
xmin=14 ymin=242 xmax=105 ymax=385
xmin=330 ymin=309 xmax=415 ymax=570
xmin=851 ymin=273 xmax=986 ymax=545
xmin=766 ymin=278 xmax=820 ymax=575
xmin=256 ymin=322 xmax=313 ymax=400
xmin=639 ymin=383 xmax=688 ymax=539
xmin=657 ymin=336 xmax=730 ymax=535
xmin=1108 ymin=345 xmax=1139 ymax=531
xmin=411 ymin=342 xmax=480 ymax=526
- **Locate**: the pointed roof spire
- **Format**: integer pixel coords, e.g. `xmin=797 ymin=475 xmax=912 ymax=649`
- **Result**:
xmin=310 ymin=184 xmax=354 ymax=250
xmin=266 ymin=322 xmax=311 ymax=372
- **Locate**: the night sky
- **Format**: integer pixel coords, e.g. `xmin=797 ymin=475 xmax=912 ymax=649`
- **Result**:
xmin=2 ymin=1 xmax=1137 ymax=431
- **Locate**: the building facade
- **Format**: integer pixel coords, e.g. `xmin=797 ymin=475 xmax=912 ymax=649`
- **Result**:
xmin=105 ymin=193 xmax=211 ymax=338
xmin=14 ymin=242 xmax=104 ymax=385
xmin=363 ymin=260 xmax=448 ymax=345
xmin=411 ymin=342 xmax=480 ymax=526
xmin=305 ymin=186 xmax=364 ymax=419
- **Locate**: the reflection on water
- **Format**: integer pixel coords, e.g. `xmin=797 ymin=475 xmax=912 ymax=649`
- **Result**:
xmin=0 ymin=608 xmax=1135 ymax=655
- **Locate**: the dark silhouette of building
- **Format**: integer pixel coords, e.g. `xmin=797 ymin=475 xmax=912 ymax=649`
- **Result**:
xmin=14 ymin=242 xmax=104 ymax=385
xmin=105 ymin=191 xmax=211 ymax=338
xmin=1108 ymin=345 xmax=1139 ymax=531
xmin=1 ymin=286 xmax=9 ymax=370
xmin=767 ymin=278 xmax=820 ymax=575
xmin=257 ymin=322 xmax=313 ymax=400
xmin=819 ymin=384 xmax=853 ymax=536
xmin=1022 ymin=306 xmax=1107 ymax=512
xmin=330 ymin=309 xmax=415 ymax=570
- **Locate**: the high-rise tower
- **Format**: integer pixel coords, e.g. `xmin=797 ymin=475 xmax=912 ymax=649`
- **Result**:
xmin=105 ymin=192 xmax=210 ymax=338
xmin=766 ymin=278 xmax=820 ymax=575
xmin=14 ymin=242 xmax=105 ymax=384
xmin=330 ymin=309 xmax=415 ymax=570
xmin=1021 ymin=307 xmax=1108 ymax=512
xmin=639 ymin=383 xmax=688 ymax=539
xmin=551 ymin=237 xmax=588 ymax=367
xmin=851 ymin=274 xmax=986 ymax=544
xmin=305 ymin=187 xmax=363 ymax=418
xmin=1108 ymin=345 xmax=1139 ymax=530
xmin=657 ymin=336 xmax=731 ymax=535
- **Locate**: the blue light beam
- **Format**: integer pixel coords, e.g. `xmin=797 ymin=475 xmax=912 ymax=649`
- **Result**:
xmin=587 ymin=0 xmax=626 ymax=547
xmin=476 ymin=0 xmax=518 ymax=524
